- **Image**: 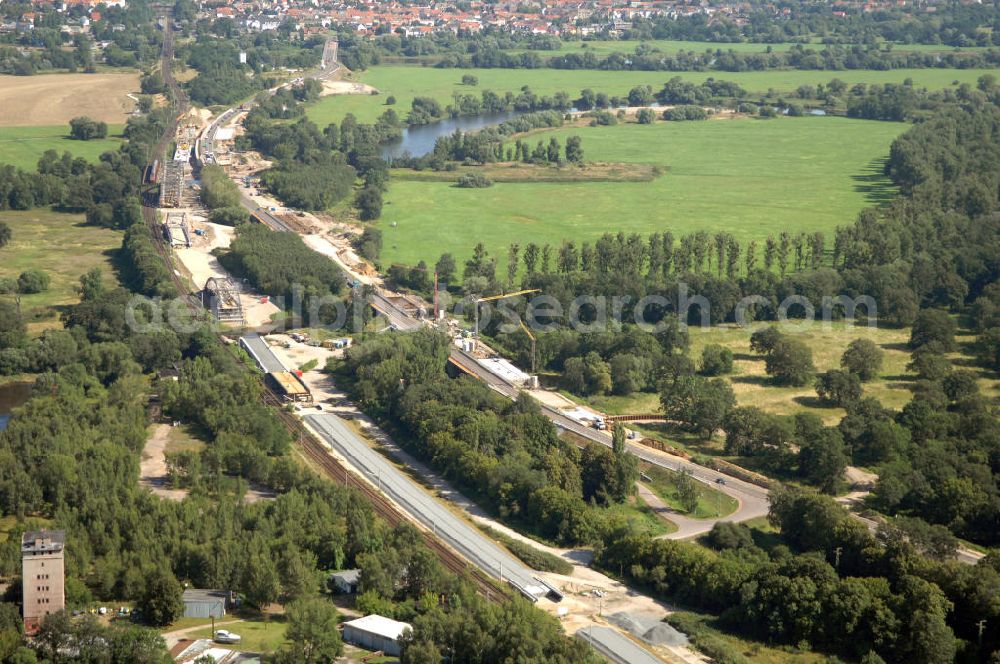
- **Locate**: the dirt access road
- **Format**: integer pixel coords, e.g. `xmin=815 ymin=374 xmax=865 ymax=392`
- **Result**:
xmin=0 ymin=72 xmax=140 ymax=126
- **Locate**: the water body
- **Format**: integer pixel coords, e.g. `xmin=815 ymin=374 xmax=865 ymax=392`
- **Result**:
xmin=0 ymin=381 xmax=33 ymax=432
xmin=380 ymin=110 xmax=526 ymax=160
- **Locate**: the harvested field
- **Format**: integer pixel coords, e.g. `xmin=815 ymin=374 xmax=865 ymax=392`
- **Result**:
xmin=0 ymin=72 xmax=140 ymax=126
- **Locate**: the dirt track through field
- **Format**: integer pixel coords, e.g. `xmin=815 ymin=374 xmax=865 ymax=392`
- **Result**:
xmin=0 ymin=72 xmax=139 ymax=126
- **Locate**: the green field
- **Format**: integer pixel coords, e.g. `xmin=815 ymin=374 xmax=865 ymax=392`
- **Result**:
xmin=307 ymin=64 xmax=998 ymax=125
xmin=378 ymin=115 xmax=904 ymax=269
xmin=0 ymin=209 xmax=122 ymax=333
xmin=0 ymin=125 xmax=124 ymax=171
xmin=502 ymin=38 xmax=992 ymax=58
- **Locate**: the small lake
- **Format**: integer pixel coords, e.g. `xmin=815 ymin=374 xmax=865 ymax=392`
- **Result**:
xmin=0 ymin=381 xmax=33 ymax=432
xmin=380 ymin=110 xmax=527 ymax=160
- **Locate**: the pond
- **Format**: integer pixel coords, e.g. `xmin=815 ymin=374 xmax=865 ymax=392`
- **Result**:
xmin=0 ymin=381 xmax=33 ymax=431
xmin=380 ymin=110 xmax=527 ymax=160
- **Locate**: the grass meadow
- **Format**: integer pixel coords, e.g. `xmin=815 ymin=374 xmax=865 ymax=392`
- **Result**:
xmin=0 ymin=209 xmax=122 ymax=334
xmin=378 ymin=115 xmax=904 ymax=269
xmin=0 ymin=125 xmax=124 ymax=171
xmin=579 ymin=320 xmax=1000 ymax=436
xmin=307 ymin=64 xmax=998 ymax=125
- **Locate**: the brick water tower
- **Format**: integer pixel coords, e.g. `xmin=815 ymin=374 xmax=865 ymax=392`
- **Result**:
xmin=21 ymin=530 xmax=65 ymax=634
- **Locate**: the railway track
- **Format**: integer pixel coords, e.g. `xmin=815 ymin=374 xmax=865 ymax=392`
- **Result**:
xmin=262 ymin=392 xmax=507 ymax=601
xmin=140 ymin=13 xmax=507 ymax=604
xmin=141 ymin=16 xmax=196 ymax=302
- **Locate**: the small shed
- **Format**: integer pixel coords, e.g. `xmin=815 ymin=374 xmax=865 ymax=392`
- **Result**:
xmin=182 ymin=589 xmax=229 ymax=619
xmin=329 ymin=569 xmax=359 ymax=594
xmin=342 ymin=614 xmax=412 ymax=657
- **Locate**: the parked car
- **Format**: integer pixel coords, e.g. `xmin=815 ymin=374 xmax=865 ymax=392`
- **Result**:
xmin=214 ymin=630 xmax=242 ymax=644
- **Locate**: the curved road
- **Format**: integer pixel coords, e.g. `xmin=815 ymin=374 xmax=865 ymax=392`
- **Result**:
xmin=449 ymin=347 xmax=771 ymax=538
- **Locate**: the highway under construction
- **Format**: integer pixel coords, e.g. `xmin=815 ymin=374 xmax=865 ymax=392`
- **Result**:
xmin=142 ymin=22 xmax=744 ymax=663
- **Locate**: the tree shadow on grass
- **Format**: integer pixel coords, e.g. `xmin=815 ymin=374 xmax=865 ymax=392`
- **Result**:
xmin=730 ymin=374 xmax=772 ymax=387
xmin=852 ymin=157 xmax=897 ymax=207
xmin=792 ymin=395 xmax=828 ymax=409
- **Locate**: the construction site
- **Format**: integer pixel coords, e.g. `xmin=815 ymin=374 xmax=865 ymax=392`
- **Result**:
xmin=149 ymin=108 xmax=281 ymax=329
xmin=201 ymin=276 xmax=246 ymax=326
xmin=163 ymin=212 xmax=190 ymax=248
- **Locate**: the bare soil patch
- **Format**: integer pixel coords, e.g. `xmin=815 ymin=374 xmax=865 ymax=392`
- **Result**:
xmin=320 ymin=80 xmax=378 ymax=96
xmin=0 ymin=72 xmax=140 ymax=126
xmin=140 ymin=424 xmax=189 ymax=502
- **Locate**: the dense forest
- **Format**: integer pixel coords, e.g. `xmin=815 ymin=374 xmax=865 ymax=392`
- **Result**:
xmin=600 ymin=489 xmax=1000 ymax=663
xmin=179 ymin=25 xmax=325 ymax=106
xmin=434 ymin=43 xmax=1000 ymax=73
xmin=218 ymin=223 xmax=345 ymax=303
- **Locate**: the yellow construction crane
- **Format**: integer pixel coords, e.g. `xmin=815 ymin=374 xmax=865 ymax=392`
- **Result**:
xmin=474 ymin=289 xmax=540 ymax=337
xmin=518 ymin=318 xmax=537 ymax=374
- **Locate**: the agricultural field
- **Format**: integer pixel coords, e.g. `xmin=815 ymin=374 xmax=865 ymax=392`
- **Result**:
xmin=0 ymin=72 xmax=140 ymax=126
xmin=378 ymin=115 xmax=904 ymax=269
xmin=306 ymin=64 xmax=998 ymax=125
xmin=578 ymin=320 xmax=1000 ymax=429
xmin=0 ymin=125 xmax=124 ymax=171
xmin=0 ymin=209 xmax=122 ymax=333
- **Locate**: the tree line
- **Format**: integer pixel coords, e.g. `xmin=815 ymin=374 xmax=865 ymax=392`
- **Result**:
xmin=330 ymin=330 xmax=650 ymax=547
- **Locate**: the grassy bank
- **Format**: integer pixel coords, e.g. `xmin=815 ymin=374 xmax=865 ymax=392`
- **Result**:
xmin=641 ymin=463 xmax=739 ymax=519
xmin=477 ymin=524 xmax=574 ymax=574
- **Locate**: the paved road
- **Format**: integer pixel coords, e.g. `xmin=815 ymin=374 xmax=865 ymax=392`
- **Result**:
xmin=575 ymin=626 xmax=664 ymax=664
xmin=449 ymin=347 xmax=771 ymax=539
xmin=304 ymin=413 xmax=551 ymax=602
xmin=371 ymin=292 xmax=424 ymax=331
xmin=239 ymin=333 xmax=286 ymax=373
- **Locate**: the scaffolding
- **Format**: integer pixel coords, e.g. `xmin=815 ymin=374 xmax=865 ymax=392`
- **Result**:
xmin=159 ymin=160 xmax=184 ymax=207
xmin=163 ymin=212 xmax=190 ymax=248
xmin=202 ymin=277 xmax=246 ymax=325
